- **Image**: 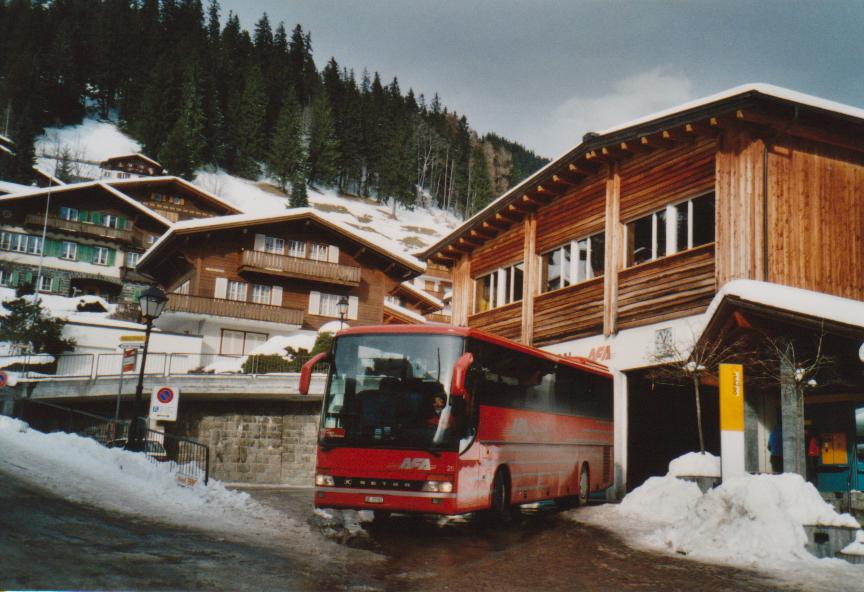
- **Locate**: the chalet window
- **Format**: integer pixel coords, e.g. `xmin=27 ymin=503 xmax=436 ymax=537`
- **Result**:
xmin=0 ymin=269 xmax=9 ymax=286
xmin=309 ymin=243 xmax=329 ymax=261
xmin=125 ymin=251 xmax=140 ymax=267
xmin=102 ymin=214 xmax=119 ymax=229
xmin=264 ymin=236 xmax=285 ymax=254
xmin=59 ymin=206 xmax=78 ymax=221
xmin=626 ymin=192 xmax=714 ymax=266
xmin=27 ymin=236 xmax=42 ymax=255
xmin=474 ymin=262 xmax=523 ymax=313
xmin=175 ymin=280 xmax=190 ymax=295
xmin=227 ymin=280 xmax=247 ymax=301
xmin=541 ymin=232 xmax=604 ymax=293
xmin=309 ymin=291 xmax=358 ymax=320
xmin=93 ymin=246 xmax=110 ymax=265
xmin=220 ymin=329 xmax=268 ymax=356
xmin=385 ymin=295 xmax=405 ymax=307
xmin=37 ymin=275 xmax=52 ymax=292
xmin=62 ymin=241 xmax=78 ymax=260
xmin=287 ymin=240 xmax=305 ymax=258
xmin=251 ymin=284 xmax=272 ymax=304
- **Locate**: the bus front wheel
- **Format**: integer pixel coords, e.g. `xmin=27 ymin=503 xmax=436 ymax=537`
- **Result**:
xmin=578 ymin=464 xmax=589 ymax=506
xmin=488 ymin=469 xmax=513 ymax=524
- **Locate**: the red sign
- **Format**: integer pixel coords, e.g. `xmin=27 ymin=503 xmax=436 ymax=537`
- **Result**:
xmin=0 ymin=371 xmax=7 ymax=388
xmin=156 ymin=387 xmax=174 ymax=404
xmin=121 ymin=347 xmax=137 ymax=373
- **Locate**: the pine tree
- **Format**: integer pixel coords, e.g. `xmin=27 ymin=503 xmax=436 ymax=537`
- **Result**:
xmin=159 ymin=65 xmax=206 ymax=179
xmin=232 ymin=65 xmax=267 ymax=178
xmin=266 ymin=93 xmax=304 ymax=192
xmin=0 ymin=297 xmax=75 ymax=356
xmin=290 ymin=162 xmax=309 ymax=208
xmin=306 ymin=94 xmax=339 ymax=186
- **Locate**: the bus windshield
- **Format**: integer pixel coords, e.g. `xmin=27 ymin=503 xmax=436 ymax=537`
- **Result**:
xmin=320 ymin=334 xmax=467 ymax=451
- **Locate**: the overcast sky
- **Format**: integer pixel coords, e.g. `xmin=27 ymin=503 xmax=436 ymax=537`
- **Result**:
xmin=221 ymin=1 xmax=864 ymax=158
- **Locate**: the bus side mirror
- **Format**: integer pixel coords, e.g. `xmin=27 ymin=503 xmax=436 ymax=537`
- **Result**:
xmin=450 ymin=352 xmax=474 ymax=398
xmin=299 ymin=352 xmax=330 ymax=396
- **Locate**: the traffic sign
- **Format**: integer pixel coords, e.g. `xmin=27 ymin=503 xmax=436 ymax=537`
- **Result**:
xmin=121 ymin=347 xmax=137 ymax=373
xmin=149 ymin=386 xmax=179 ymax=422
xmin=0 ymin=371 xmax=8 ymax=388
xmin=120 ymin=335 xmax=146 ymax=343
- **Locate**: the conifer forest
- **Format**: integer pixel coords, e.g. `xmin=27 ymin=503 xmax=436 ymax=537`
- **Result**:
xmin=0 ymin=0 xmax=548 ymax=216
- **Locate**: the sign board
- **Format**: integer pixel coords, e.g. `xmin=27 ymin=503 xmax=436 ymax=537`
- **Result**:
xmin=120 ymin=334 xmax=145 ymax=345
xmin=121 ymin=347 xmax=137 ymax=373
xmin=149 ymin=386 xmax=179 ymax=422
xmin=0 ymin=371 xmax=8 ymax=389
xmin=719 ymin=363 xmax=745 ymax=481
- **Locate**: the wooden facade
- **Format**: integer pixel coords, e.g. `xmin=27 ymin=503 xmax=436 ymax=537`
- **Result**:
xmin=106 ymin=177 xmax=240 ymax=222
xmin=423 ymin=87 xmax=864 ymax=349
xmin=138 ymin=212 xmax=425 ymax=332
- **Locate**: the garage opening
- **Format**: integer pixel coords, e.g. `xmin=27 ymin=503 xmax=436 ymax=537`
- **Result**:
xmin=626 ymin=370 xmax=720 ymax=492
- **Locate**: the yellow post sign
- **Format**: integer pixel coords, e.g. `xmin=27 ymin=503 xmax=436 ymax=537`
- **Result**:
xmin=719 ymin=364 xmax=744 ymax=432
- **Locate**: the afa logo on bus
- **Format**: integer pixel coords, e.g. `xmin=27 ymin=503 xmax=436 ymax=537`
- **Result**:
xmin=400 ymin=457 xmax=432 ymax=471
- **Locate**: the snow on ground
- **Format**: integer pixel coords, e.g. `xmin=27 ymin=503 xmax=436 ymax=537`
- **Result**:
xmin=571 ymin=454 xmax=863 ymax=590
xmin=0 ymin=287 xmax=140 ymax=331
xmin=667 ymin=451 xmax=721 ymax=477
xmin=0 ymin=415 xmax=335 ymax=554
xmin=35 ymin=119 xmax=141 ymax=179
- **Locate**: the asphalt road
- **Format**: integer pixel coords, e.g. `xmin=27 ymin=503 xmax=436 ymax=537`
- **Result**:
xmin=0 ymin=478 xmax=805 ymax=591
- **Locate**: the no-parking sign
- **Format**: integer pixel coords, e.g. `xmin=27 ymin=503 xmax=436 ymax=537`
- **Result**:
xmin=149 ymin=386 xmax=179 ymax=421
xmin=0 ymin=371 xmax=8 ymax=388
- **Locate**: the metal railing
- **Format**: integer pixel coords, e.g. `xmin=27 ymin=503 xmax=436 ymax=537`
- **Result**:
xmin=165 ymin=293 xmax=305 ymax=325
xmin=17 ymin=400 xmax=209 ymax=486
xmin=240 ymin=249 xmax=362 ymax=286
xmin=1 ymin=352 xmax=329 ymax=380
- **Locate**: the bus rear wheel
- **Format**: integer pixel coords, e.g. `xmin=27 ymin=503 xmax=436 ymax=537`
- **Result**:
xmin=578 ymin=464 xmax=589 ymax=506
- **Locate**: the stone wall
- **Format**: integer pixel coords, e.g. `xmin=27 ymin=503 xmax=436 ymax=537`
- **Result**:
xmin=172 ymin=399 xmax=321 ymax=485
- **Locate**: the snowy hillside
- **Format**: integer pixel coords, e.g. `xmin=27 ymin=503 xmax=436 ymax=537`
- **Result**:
xmin=35 ymin=120 xmax=461 ymax=261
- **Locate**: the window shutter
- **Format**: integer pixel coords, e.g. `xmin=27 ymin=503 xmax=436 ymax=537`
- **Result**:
xmin=23 ymin=271 xmax=33 ymax=284
xmin=91 ymin=212 xmax=103 ymax=225
xmin=78 ymin=210 xmax=89 ymax=222
xmin=270 ymin=285 xmax=283 ymax=306
xmin=214 ymin=277 xmax=228 ymax=299
xmin=59 ymin=206 xmax=69 ymax=220
xmin=77 ymin=244 xmax=93 ymax=262
xmin=308 ymin=291 xmax=321 ymax=314
xmin=107 ymin=249 xmax=116 ymax=266
xmin=9 ymin=270 xmax=18 ymax=287
xmin=254 ymin=233 xmax=266 ymax=251
xmin=44 ymin=239 xmax=60 ymax=258
xmin=348 ymin=295 xmax=359 ymax=320
xmin=117 ymin=216 xmax=126 ymax=230
xmin=50 ymin=277 xmax=60 ymax=293
xmin=327 ymin=245 xmax=340 ymax=263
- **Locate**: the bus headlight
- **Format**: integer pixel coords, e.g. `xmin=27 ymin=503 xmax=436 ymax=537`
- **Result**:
xmin=422 ymin=480 xmax=453 ymax=493
xmin=315 ymin=474 xmax=335 ymax=487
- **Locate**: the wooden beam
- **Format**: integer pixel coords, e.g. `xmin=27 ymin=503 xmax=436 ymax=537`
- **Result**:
xmin=482 ymin=219 xmax=507 ymax=232
xmin=520 ymin=193 xmax=545 ymax=208
xmin=535 ymin=184 xmax=561 ymax=198
xmin=568 ymin=162 xmax=598 ymax=175
xmin=507 ymin=202 xmax=530 ymax=216
xmin=469 ymin=227 xmax=494 ymax=240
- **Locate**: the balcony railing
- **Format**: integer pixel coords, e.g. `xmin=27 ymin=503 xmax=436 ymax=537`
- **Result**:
xmin=166 ymin=293 xmax=304 ymax=325
xmin=25 ymin=213 xmax=137 ymax=243
xmin=239 ymin=249 xmax=361 ymax=287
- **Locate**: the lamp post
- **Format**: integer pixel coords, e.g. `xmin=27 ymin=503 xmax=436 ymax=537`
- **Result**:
xmin=337 ymin=296 xmax=349 ymax=330
xmin=127 ymin=285 xmax=167 ymax=450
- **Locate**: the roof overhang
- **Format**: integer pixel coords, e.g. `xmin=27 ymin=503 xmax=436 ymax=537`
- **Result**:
xmin=105 ymin=176 xmax=241 ymax=215
xmin=420 ymin=84 xmax=864 ymax=265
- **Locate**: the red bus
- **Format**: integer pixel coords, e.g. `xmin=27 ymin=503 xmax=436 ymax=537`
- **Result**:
xmin=300 ymin=325 xmax=613 ymax=520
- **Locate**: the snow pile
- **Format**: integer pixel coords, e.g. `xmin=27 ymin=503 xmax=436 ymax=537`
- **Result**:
xmin=247 ymin=331 xmax=318 ymax=356
xmin=35 ymin=120 xmax=141 ymax=179
xmin=618 ymin=476 xmax=703 ymax=524
xmin=0 ymin=416 xmax=293 ymax=538
xmin=842 ymin=531 xmax=864 ymax=557
xmin=0 ymin=353 xmax=54 ymax=368
xmin=667 ymin=451 xmax=721 ymax=477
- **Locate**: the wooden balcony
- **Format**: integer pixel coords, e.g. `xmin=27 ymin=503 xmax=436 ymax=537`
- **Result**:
xmin=166 ymin=293 xmax=304 ymax=325
xmin=25 ymin=213 xmax=137 ymax=244
xmin=239 ymin=249 xmax=361 ymax=287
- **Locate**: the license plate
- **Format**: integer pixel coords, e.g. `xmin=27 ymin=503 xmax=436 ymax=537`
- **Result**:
xmin=365 ymin=496 xmax=384 ymax=504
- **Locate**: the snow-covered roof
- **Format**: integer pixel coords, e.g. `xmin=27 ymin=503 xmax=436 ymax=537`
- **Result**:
xmin=0 ymin=180 xmax=33 ymax=195
xmin=106 ymin=176 xmax=241 ymax=214
xmin=0 ymin=144 xmax=14 ymax=156
xmin=422 ymin=83 xmax=864 ymax=261
xmin=0 ymin=180 xmax=174 ymax=228
xmin=0 ymin=133 xmax=13 ymax=145
xmin=705 ymin=280 xmax=864 ymax=332
xmin=384 ymin=301 xmax=427 ymax=323
xmin=139 ymin=208 xmax=424 ymax=274
xmin=100 ymin=152 xmax=163 ymax=169
xmin=396 ymin=281 xmax=444 ymax=310
xmin=32 ymin=167 xmax=66 ymax=186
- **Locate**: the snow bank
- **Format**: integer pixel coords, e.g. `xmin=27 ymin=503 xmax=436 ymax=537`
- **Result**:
xmin=0 ymin=416 xmax=289 ymax=539
xmin=842 ymin=531 xmax=864 ymax=557
xmin=318 ymin=320 xmax=346 ymax=333
xmin=248 ymin=331 xmax=318 ymax=356
xmin=668 ymin=451 xmax=721 ymax=477
xmin=36 ymin=120 xmax=140 ymax=163
xmin=619 ymin=475 xmax=703 ymax=524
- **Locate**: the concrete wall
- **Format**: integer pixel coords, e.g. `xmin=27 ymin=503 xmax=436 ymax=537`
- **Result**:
xmin=171 ymin=399 xmax=321 ymax=485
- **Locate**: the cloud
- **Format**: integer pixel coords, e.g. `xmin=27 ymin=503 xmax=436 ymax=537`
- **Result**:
xmin=539 ymin=69 xmax=694 ymax=157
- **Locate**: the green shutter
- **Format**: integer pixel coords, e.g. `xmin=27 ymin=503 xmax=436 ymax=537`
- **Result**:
xmin=91 ymin=212 xmax=103 ymax=225
xmin=78 ymin=210 xmax=89 ymax=222
xmin=9 ymin=270 xmax=18 ymax=287
xmin=23 ymin=271 xmax=32 ymax=284
xmin=117 ymin=216 xmax=126 ymax=230
xmin=77 ymin=244 xmax=93 ymax=262
xmin=44 ymin=239 xmax=62 ymax=258
xmin=50 ymin=277 xmax=60 ymax=293
xmin=106 ymin=249 xmax=116 ymax=266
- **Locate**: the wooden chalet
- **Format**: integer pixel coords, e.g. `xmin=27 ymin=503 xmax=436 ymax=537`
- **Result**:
xmin=99 ymin=153 xmax=164 ymax=179
xmin=0 ymin=182 xmax=171 ymax=301
xmin=137 ymin=209 xmax=426 ymax=356
xmin=383 ymin=281 xmax=444 ymax=324
xmin=421 ymin=84 xmax=864 ymax=495
xmin=105 ymin=176 xmax=241 ymax=222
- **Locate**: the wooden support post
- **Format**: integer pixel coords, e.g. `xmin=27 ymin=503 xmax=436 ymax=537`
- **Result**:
xmin=521 ymin=213 xmax=537 ymax=346
xmin=780 ymin=341 xmax=806 ymax=477
xmin=451 ymin=255 xmax=472 ymax=326
xmin=603 ymin=161 xmax=622 ymax=336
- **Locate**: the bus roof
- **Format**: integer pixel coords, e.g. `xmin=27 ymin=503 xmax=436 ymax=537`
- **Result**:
xmin=336 ymin=324 xmax=611 ymax=378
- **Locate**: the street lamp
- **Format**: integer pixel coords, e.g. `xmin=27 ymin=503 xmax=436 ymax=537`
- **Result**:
xmin=337 ymin=296 xmax=349 ymax=330
xmin=127 ymin=285 xmax=167 ymax=450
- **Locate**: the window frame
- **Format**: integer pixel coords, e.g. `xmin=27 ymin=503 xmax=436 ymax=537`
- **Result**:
xmin=625 ymin=191 xmax=715 ymax=267
xmin=226 ymin=280 xmax=248 ymax=302
xmin=93 ymin=246 xmax=110 ymax=265
xmin=61 ymin=241 xmax=78 ymax=261
xmin=251 ymin=284 xmax=272 ymax=304
xmin=473 ymin=261 xmax=524 ymax=314
xmin=540 ymin=231 xmax=605 ymax=294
